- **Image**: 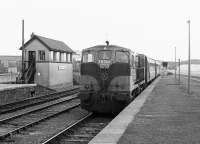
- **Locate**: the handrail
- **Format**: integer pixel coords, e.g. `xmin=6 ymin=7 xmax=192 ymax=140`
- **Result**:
xmin=24 ymin=61 xmax=36 ymax=83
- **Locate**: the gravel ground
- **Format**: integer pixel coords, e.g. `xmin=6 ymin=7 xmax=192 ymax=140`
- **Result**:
xmin=118 ymin=75 xmax=200 ymax=144
xmin=1 ymin=107 xmax=89 ymax=144
xmin=57 ymin=114 xmax=113 ymax=144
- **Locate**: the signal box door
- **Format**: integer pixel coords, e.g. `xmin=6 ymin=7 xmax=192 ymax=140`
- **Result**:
xmin=28 ymin=51 xmax=36 ymax=67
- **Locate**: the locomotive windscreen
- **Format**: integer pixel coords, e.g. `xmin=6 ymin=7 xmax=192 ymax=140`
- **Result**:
xmin=82 ymin=52 xmax=95 ymax=63
xmin=98 ymin=50 xmax=112 ymax=60
xmin=116 ymin=51 xmax=129 ymax=63
xmin=82 ymin=49 xmax=129 ymax=65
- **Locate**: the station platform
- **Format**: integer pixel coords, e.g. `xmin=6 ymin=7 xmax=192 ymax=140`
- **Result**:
xmin=89 ymin=75 xmax=200 ymax=144
xmin=0 ymin=84 xmax=36 ymax=91
xmin=0 ymin=84 xmax=54 ymax=105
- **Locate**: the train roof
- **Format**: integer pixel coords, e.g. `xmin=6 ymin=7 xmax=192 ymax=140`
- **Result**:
xmin=82 ymin=45 xmax=132 ymax=52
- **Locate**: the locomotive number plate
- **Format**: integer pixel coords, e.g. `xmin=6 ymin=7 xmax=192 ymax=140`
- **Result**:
xmin=98 ymin=60 xmax=111 ymax=64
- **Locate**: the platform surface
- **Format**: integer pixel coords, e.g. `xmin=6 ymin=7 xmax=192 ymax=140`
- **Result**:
xmin=0 ymin=84 xmax=36 ymax=91
xmin=90 ymin=75 xmax=200 ymax=144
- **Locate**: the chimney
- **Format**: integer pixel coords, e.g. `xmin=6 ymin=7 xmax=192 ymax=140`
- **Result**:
xmin=31 ymin=32 xmax=35 ymax=38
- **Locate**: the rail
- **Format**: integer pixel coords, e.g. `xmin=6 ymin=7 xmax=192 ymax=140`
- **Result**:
xmin=41 ymin=113 xmax=93 ymax=144
xmin=0 ymin=96 xmax=80 ymax=139
xmin=0 ymin=87 xmax=79 ymax=114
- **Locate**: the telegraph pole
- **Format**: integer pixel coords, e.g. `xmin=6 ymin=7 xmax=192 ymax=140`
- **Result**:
xmin=174 ymin=46 xmax=176 ymax=79
xmin=22 ymin=19 xmax=25 ymax=83
xmin=178 ymin=59 xmax=180 ymax=83
xmin=187 ymin=20 xmax=191 ymax=94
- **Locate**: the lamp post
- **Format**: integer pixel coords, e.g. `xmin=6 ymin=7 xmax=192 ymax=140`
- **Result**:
xmin=174 ymin=46 xmax=176 ymax=79
xmin=187 ymin=20 xmax=191 ymax=94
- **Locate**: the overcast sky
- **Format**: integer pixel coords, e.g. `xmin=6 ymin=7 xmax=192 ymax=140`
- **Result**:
xmin=0 ymin=0 xmax=199 ymax=61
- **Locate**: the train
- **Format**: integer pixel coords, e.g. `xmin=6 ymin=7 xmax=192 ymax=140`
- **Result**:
xmin=79 ymin=42 xmax=161 ymax=114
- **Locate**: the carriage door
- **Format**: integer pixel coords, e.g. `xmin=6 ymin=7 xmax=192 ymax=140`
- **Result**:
xmin=28 ymin=51 xmax=36 ymax=68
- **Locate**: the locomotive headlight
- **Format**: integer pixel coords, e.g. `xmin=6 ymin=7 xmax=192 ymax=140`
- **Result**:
xmin=85 ymin=84 xmax=90 ymax=89
xmin=115 ymin=84 xmax=119 ymax=88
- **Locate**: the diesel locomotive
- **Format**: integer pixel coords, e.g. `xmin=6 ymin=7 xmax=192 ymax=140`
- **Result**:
xmin=79 ymin=42 xmax=161 ymax=114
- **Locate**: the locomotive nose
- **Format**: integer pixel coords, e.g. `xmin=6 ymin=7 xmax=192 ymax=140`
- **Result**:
xmin=100 ymin=68 xmax=109 ymax=80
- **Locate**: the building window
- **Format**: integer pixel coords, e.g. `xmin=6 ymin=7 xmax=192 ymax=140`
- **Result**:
xmin=60 ymin=53 xmax=66 ymax=62
xmin=70 ymin=53 xmax=72 ymax=62
xmin=56 ymin=52 xmax=60 ymax=62
xmin=50 ymin=51 xmax=54 ymax=61
xmin=53 ymin=51 xmax=57 ymax=61
xmin=66 ymin=53 xmax=68 ymax=62
xmin=63 ymin=53 xmax=66 ymax=62
xmin=39 ymin=50 xmax=45 ymax=61
xmin=66 ymin=53 xmax=72 ymax=62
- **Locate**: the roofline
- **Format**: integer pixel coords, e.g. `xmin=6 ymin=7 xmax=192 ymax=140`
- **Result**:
xmin=82 ymin=45 xmax=131 ymax=52
xmin=19 ymin=35 xmax=74 ymax=53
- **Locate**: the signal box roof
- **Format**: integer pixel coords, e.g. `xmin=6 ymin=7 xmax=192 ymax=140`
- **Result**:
xmin=20 ymin=34 xmax=74 ymax=53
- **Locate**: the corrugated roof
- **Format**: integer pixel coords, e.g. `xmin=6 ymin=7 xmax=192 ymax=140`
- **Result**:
xmin=20 ymin=34 xmax=74 ymax=53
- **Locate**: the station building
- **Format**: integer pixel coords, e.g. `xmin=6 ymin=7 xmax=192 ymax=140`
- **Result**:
xmin=20 ymin=33 xmax=74 ymax=89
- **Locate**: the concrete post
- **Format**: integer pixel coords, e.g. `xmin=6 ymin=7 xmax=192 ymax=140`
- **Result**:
xmin=187 ymin=20 xmax=191 ymax=94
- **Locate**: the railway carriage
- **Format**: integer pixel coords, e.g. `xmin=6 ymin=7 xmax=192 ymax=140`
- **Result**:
xmin=155 ymin=60 xmax=161 ymax=77
xmin=79 ymin=42 xmax=161 ymax=114
xmin=135 ymin=54 xmax=160 ymax=84
xmin=147 ymin=57 xmax=156 ymax=82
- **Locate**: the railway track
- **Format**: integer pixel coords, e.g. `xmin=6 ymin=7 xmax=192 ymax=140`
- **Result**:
xmin=0 ymin=95 xmax=80 ymax=140
xmin=0 ymin=87 xmax=79 ymax=114
xmin=42 ymin=113 xmax=113 ymax=144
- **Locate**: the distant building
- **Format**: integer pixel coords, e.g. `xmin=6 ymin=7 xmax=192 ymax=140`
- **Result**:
xmin=72 ymin=50 xmax=82 ymax=62
xmin=20 ymin=33 xmax=74 ymax=89
xmin=0 ymin=56 xmax=21 ymax=74
xmin=162 ymin=62 xmax=168 ymax=69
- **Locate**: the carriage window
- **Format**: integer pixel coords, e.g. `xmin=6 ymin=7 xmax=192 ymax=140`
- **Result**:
xmin=98 ymin=50 xmax=112 ymax=60
xmin=132 ymin=55 xmax=135 ymax=67
xmin=82 ymin=53 xmax=94 ymax=63
xmin=115 ymin=51 xmax=129 ymax=63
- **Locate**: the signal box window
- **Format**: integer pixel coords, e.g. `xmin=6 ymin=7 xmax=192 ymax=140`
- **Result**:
xmin=82 ymin=53 xmax=94 ymax=63
xmin=116 ymin=51 xmax=129 ymax=63
xmin=70 ymin=53 xmax=72 ymax=62
xmin=66 ymin=53 xmax=72 ymax=62
xmin=53 ymin=51 xmax=57 ymax=61
xmin=39 ymin=50 xmax=45 ymax=61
